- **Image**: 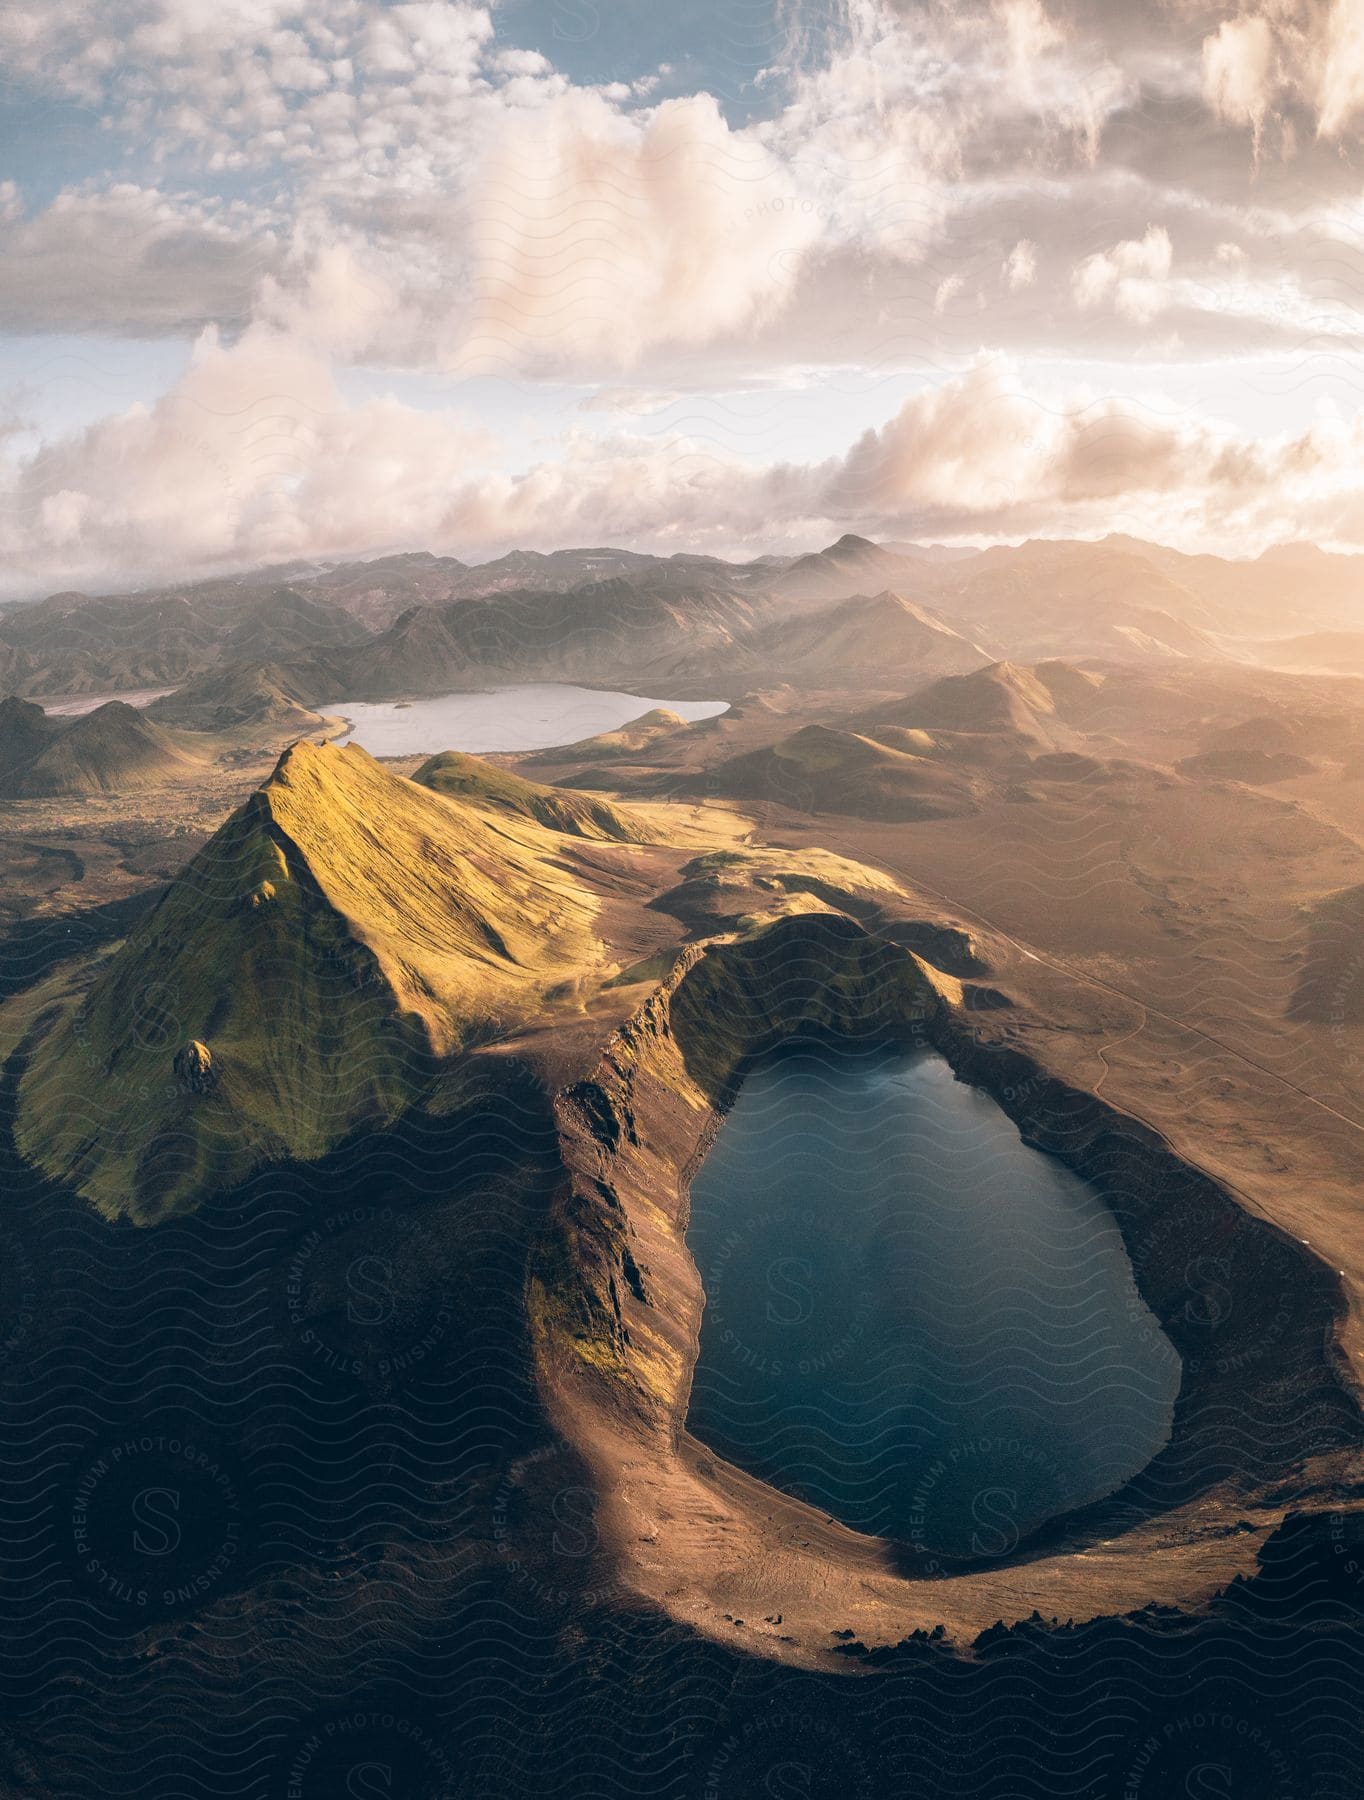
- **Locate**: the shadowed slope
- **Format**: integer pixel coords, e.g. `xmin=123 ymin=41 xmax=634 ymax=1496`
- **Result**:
xmin=12 ymin=740 xmax=602 ymax=1218
xmin=0 ymin=694 xmax=59 ymax=775
xmin=769 ymin=535 xmax=925 ymax=605
xmin=4 ymin=701 xmax=204 ymax=797
xmin=1290 ymin=882 xmax=1364 ymax=1022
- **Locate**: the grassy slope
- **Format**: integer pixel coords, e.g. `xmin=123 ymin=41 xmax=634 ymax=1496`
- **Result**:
xmin=6 ymin=702 xmax=205 ymax=797
xmin=523 ymin=708 xmax=690 ymax=764
xmin=147 ymin=661 xmax=326 ymax=732
xmin=410 ymin=750 xmax=662 ymax=841
xmin=14 ymin=740 xmax=603 ymax=1219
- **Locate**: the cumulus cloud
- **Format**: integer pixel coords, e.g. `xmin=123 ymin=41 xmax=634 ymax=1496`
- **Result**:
xmin=1 ymin=0 xmax=1363 ymax=585
xmin=822 ymin=361 xmax=1364 ymax=545
xmin=0 ymin=0 xmax=1347 ymax=384
xmin=256 ymin=242 xmax=403 ymax=355
xmin=0 ymin=323 xmax=826 ymax=588
xmin=1317 ymin=0 xmax=1364 ymax=134
xmin=1072 ymin=226 xmax=1174 ymax=324
xmin=449 ymin=90 xmax=822 ymax=373
xmin=1200 ymin=0 xmax=1364 ymax=147
xmin=7 ymin=343 xmax=1364 ymax=595
xmin=0 ymin=0 xmax=1150 ymax=369
xmin=0 ymin=326 xmax=496 ymax=586
xmin=1202 ymin=14 xmax=1277 ymax=151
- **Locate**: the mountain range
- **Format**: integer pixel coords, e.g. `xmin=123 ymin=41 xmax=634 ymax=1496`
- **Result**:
xmin=1 ymin=533 xmax=1360 ymax=718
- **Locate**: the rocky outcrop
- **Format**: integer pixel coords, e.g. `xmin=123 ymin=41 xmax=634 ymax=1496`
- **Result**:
xmin=173 ymin=1039 xmax=218 ymax=1094
xmin=534 ymin=913 xmax=955 ymax=1412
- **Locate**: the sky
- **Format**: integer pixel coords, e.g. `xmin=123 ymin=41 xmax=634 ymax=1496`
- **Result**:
xmin=2 ymin=0 xmax=1364 ymax=595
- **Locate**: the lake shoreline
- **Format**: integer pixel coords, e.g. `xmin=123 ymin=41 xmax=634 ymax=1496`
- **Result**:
xmin=321 ymin=681 xmax=729 ymax=757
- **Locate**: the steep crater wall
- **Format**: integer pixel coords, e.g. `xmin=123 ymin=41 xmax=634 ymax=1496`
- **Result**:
xmin=533 ymin=911 xmax=1358 ymax=1640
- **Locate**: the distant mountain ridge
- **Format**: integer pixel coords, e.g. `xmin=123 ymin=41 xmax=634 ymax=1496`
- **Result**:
xmin=0 ymin=582 xmax=370 ymax=698
xmin=5 ymin=532 xmax=1360 ymax=710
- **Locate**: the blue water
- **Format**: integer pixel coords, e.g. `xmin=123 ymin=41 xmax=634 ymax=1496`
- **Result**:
xmin=325 ymin=683 xmax=728 ymax=756
xmin=685 ymin=1041 xmax=1180 ymax=1560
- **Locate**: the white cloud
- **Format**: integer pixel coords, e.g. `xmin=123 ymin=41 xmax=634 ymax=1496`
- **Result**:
xmin=256 ymin=242 xmax=402 ymax=355
xmin=1317 ymin=0 xmax=1364 ymax=135
xmin=0 ymin=0 xmax=1334 ymax=387
xmin=1200 ymin=0 xmax=1364 ymax=148
xmin=1003 ymin=239 xmax=1038 ymax=289
xmin=825 ymin=360 xmax=1364 ymax=545
xmin=1072 ymin=225 xmax=1174 ymax=324
xmin=2 ymin=0 xmax=1363 ymax=571
xmin=8 ymin=343 xmax=1364 ymax=595
xmin=0 ymin=323 xmax=496 ymax=586
xmin=1202 ymin=14 xmax=1276 ymax=149
xmin=447 ymin=89 xmax=822 ymax=372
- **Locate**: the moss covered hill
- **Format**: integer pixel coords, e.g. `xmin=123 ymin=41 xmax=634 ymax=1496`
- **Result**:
xmin=147 ymin=660 xmax=326 ymax=733
xmin=523 ymin=708 xmax=691 ymax=766
xmin=0 ymin=700 xmax=205 ymax=797
xmin=411 ymin=750 xmax=661 ymax=841
xmin=12 ymin=740 xmax=604 ymax=1219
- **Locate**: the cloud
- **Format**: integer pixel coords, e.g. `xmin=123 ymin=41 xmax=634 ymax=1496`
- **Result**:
xmin=0 ymin=325 xmax=499 ymax=587
xmin=1202 ymin=14 xmax=1277 ymax=151
xmin=0 ymin=186 xmax=279 ymax=334
xmin=1072 ymin=226 xmax=1173 ymax=324
xmin=1200 ymin=0 xmax=1364 ymax=148
xmin=0 ymin=323 xmax=825 ymax=588
xmin=1003 ymin=239 xmax=1038 ymax=289
xmin=7 ymin=343 xmax=1364 ymax=596
xmin=0 ymin=0 xmax=1151 ymax=377
xmin=831 ymin=365 xmax=1217 ymax=522
xmin=823 ymin=361 xmax=1364 ymax=545
xmin=448 ymin=89 xmax=822 ymax=373
xmin=2 ymin=0 xmax=1364 ymax=538
xmin=256 ymin=242 xmax=402 ymax=355
xmin=1317 ymin=0 xmax=1364 ymax=135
